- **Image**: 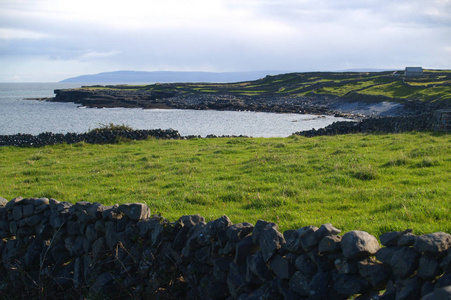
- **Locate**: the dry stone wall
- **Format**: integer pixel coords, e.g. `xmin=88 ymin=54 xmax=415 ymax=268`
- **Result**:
xmin=0 ymin=129 xmax=181 ymax=147
xmin=1 ymin=197 xmax=450 ymax=299
xmin=294 ymin=113 xmax=435 ymax=137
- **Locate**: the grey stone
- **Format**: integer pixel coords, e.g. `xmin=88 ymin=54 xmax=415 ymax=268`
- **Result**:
xmin=227 ymin=262 xmax=252 ymax=299
xmin=398 ymin=232 xmax=417 ymax=246
xmin=89 ymin=272 xmax=115 ymax=295
xmin=178 ymin=214 xmax=205 ymax=228
xmin=418 ymin=254 xmax=442 ymax=279
xmin=201 ymin=277 xmax=229 ymax=300
xmin=75 ymin=210 xmax=91 ymax=223
xmin=251 ymin=219 xmax=278 ymax=244
xmin=375 ymin=246 xmax=400 ymax=265
xmin=309 ymin=271 xmax=332 ymax=300
xmin=116 ymin=231 xmax=132 ymax=249
xmin=125 ymin=222 xmax=139 ymax=240
xmin=295 ymin=254 xmax=318 ymax=278
xmin=314 ymin=223 xmax=341 ymax=241
xmin=36 ymin=222 xmax=52 ymax=240
xmin=151 ymin=222 xmax=163 ymax=246
xmin=248 ymin=251 xmax=274 ymax=282
xmin=173 ymin=225 xmax=191 ymax=250
xmin=441 ymin=248 xmax=451 ymax=272
xmin=0 ymin=197 xmax=7 ymax=207
xmin=318 ymin=234 xmax=342 ymax=253
xmin=283 ymin=230 xmax=304 ymax=254
xmin=203 ymin=215 xmax=232 ymax=241
xmin=270 ymin=255 xmax=295 ymax=280
xmin=333 ymin=273 xmax=371 ymax=297
xmin=5 ymin=197 xmax=23 ymax=212
xmin=9 ymin=220 xmax=17 ymax=236
xmin=16 ymin=226 xmax=34 ymax=238
xmin=94 ymin=219 xmax=106 ymax=233
xmin=414 ymin=232 xmax=451 ymax=254
xmin=12 ymin=206 xmax=23 ymax=221
xmin=102 ymin=204 xmax=120 ymax=220
xmin=379 ymin=229 xmax=412 ymax=247
xmin=307 ymin=250 xmax=335 ymax=272
xmin=48 ymin=198 xmax=60 ymax=210
xmin=226 ymin=222 xmax=254 ymax=242
xmin=33 ymin=197 xmax=49 ymax=206
xmin=437 ymin=272 xmax=451 ymax=289
xmin=86 ymin=202 xmax=104 ymax=219
xmin=67 ymin=220 xmax=81 ymax=235
xmin=341 ymin=230 xmax=380 ymax=259
xmin=23 ymin=239 xmax=41 ymax=268
xmin=22 ymin=204 xmax=34 ymax=217
xmin=235 ymin=235 xmax=259 ymax=265
xmin=422 ymin=286 xmax=451 ymax=300
xmin=335 ymin=258 xmax=359 ymax=275
xmin=34 ymin=204 xmax=49 ymax=214
xmin=395 ymin=277 xmax=421 ymax=300
xmin=289 ymin=271 xmax=310 ymax=297
xmin=85 ymin=224 xmax=98 ymax=243
xmin=74 ymin=201 xmax=91 ymax=211
xmin=390 ymin=247 xmax=420 ymax=278
xmin=213 ymin=256 xmax=233 ymax=282
xmin=105 ymin=221 xmax=119 ymax=250
xmin=252 ymin=220 xmax=285 ymax=262
xmin=24 ymin=214 xmax=42 ymax=227
xmin=298 ymin=225 xmax=319 ymax=251
xmin=118 ymin=203 xmax=151 ymax=221
xmin=357 ymin=258 xmax=391 ymax=289
xmin=91 ymin=237 xmax=106 ymax=257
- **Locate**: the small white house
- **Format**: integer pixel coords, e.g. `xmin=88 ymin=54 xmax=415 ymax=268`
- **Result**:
xmin=405 ymin=67 xmax=423 ymax=76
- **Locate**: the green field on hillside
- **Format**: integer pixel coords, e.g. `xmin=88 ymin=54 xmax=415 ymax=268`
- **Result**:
xmin=1 ymin=132 xmax=450 ymax=236
xmin=83 ymin=70 xmax=451 ymax=103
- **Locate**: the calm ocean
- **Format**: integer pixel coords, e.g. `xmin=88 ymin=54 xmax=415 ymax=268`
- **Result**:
xmin=0 ymin=83 xmax=350 ymax=137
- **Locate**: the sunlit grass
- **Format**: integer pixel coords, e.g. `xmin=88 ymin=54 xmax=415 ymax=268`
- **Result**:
xmin=1 ymin=132 xmax=449 ymax=236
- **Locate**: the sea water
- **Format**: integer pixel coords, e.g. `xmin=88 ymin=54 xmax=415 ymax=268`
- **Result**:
xmin=0 ymin=83 xmax=351 ymax=137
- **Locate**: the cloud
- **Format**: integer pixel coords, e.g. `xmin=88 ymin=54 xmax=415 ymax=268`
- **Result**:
xmin=0 ymin=0 xmax=450 ymax=81
xmin=0 ymin=28 xmax=53 ymax=40
xmin=79 ymin=50 xmax=121 ymax=61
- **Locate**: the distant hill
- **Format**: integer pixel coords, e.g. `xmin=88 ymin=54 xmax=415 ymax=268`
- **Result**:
xmin=60 ymin=70 xmax=286 ymax=83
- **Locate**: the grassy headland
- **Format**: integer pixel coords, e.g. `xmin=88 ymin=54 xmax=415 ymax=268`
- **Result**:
xmin=82 ymin=70 xmax=451 ymax=103
xmin=1 ymin=132 xmax=449 ymax=236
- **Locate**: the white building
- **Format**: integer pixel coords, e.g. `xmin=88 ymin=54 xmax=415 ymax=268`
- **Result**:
xmin=405 ymin=67 xmax=423 ymax=76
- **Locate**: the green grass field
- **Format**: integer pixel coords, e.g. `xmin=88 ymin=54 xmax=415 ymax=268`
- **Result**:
xmin=1 ymin=132 xmax=450 ymax=237
xmin=83 ymin=70 xmax=451 ymax=103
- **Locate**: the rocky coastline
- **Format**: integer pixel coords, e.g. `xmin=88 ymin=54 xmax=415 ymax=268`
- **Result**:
xmin=45 ymin=88 xmax=433 ymax=119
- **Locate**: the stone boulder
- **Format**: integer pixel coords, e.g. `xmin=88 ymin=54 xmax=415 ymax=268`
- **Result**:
xmin=341 ymin=230 xmax=380 ymax=259
xmin=414 ymin=232 xmax=451 ymax=255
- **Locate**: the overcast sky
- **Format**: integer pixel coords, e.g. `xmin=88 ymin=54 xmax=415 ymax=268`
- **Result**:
xmin=1 ymin=0 xmax=450 ymax=82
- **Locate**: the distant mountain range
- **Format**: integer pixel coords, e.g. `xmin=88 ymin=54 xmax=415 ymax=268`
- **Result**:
xmin=60 ymin=69 xmax=398 ymax=84
xmin=60 ymin=70 xmax=287 ymax=83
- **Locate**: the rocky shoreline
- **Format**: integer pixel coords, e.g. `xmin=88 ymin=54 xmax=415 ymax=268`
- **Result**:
xmin=43 ymin=88 xmax=432 ymax=119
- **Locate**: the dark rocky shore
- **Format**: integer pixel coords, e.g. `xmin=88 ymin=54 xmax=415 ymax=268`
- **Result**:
xmin=47 ymin=88 xmax=431 ymax=119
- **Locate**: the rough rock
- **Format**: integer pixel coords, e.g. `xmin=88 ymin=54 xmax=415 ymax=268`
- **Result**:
xmin=414 ymin=232 xmax=451 ymax=254
xmin=341 ymin=230 xmax=380 ymax=259
xmin=390 ymin=247 xmax=420 ymax=278
xmin=422 ymin=286 xmax=451 ymax=300
xmin=318 ymin=235 xmax=342 ymax=253
xmin=269 ymin=255 xmax=295 ymax=280
xmin=417 ymin=254 xmax=442 ymax=279
xmin=118 ymin=203 xmax=150 ymax=221
xmin=226 ymin=222 xmax=254 ymax=242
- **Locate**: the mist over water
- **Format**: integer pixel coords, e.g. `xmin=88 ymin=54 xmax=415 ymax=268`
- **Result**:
xmin=0 ymin=83 xmax=351 ymax=137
